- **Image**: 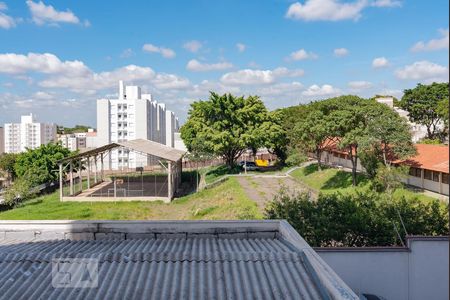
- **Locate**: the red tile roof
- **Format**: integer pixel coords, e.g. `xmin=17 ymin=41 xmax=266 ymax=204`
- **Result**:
xmin=396 ymin=144 xmax=449 ymax=174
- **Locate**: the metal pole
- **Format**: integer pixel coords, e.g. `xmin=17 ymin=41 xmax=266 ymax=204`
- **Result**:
xmin=168 ymin=161 xmax=172 ymax=199
xmin=59 ymin=163 xmax=63 ymax=201
xmin=100 ymin=153 xmax=104 ymax=182
xmin=94 ymin=155 xmax=98 ymax=184
xmin=87 ymin=156 xmax=91 ymax=189
xmin=69 ymin=161 xmax=73 ymax=196
xmin=79 ymin=159 xmax=83 ymax=192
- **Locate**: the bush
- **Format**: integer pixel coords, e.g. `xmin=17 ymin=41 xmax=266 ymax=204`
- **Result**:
xmin=2 ymin=176 xmax=37 ymax=207
xmin=265 ymin=188 xmax=448 ymax=247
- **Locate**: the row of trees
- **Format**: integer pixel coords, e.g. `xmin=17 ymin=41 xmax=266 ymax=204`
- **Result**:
xmin=265 ymin=187 xmax=448 ymax=247
xmin=0 ymin=143 xmax=71 ymax=206
xmin=281 ymin=95 xmax=416 ymax=185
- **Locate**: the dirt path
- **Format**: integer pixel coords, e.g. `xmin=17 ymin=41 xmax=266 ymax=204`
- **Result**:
xmin=236 ymin=176 xmax=307 ymax=212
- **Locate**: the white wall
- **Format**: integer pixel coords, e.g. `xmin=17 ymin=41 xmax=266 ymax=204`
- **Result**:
xmin=317 ymin=237 xmax=449 ymax=300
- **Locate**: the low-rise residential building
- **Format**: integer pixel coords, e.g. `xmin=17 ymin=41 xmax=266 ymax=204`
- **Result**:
xmin=319 ymin=141 xmax=449 ymax=196
xmin=397 ymin=144 xmax=449 ymax=196
xmin=58 ymin=133 xmax=87 ymax=151
xmin=4 ymin=114 xmax=57 ymax=153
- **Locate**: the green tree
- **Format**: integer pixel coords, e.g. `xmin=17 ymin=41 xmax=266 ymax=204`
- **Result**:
xmin=400 ymin=82 xmax=449 ymax=139
xmin=181 ymin=92 xmax=284 ymax=167
xmin=0 ymin=153 xmax=18 ymax=181
xmin=294 ymin=110 xmax=333 ymax=170
xmin=14 ymin=143 xmax=72 ymax=185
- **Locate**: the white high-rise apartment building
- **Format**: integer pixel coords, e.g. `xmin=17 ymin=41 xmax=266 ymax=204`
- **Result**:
xmin=4 ymin=114 xmax=57 ymax=153
xmin=97 ymin=81 xmax=179 ymax=169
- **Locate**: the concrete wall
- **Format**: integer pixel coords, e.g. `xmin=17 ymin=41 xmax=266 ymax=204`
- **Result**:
xmin=317 ymin=236 xmax=449 ymax=300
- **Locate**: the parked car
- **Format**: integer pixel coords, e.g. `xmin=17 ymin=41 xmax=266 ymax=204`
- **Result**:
xmin=239 ymin=161 xmax=259 ymax=171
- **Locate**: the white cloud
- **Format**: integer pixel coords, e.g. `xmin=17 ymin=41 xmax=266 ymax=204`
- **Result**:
xmin=370 ymin=0 xmax=401 ymax=7
xmin=236 ymin=43 xmax=246 ymax=52
xmin=259 ymin=82 xmax=304 ymax=96
xmin=0 ymin=2 xmax=16 ymax=29
xmin=0 ymin=52 xmax=90 ymax=75
xmin=302 ymin=84 xmax=341 ymax=97
xmin=26 ymin=0 xmax=87 ymax=26
xmin=272 ymin=67 xmax=305 ymax=77
xmin=186 ymin=59 xmax=233 ymax=72
xmin=183 ymin=40 xmax=202 ymax=53
xmin=395 ymin=61 xmax=449 ymax=82
xmin=287 ymin=49 xmax=318 ymax=61
xmin=142 ymin=44 xmax=176 ymax=58
xmin=120 ymin=48 xmax=134 ymax=58
xmin=221 ymin=67 xmax=304 ymax=85
xmin=411 ymin=29 xmax=449 ymax=52
xmin=152 ymin=73 xmax=190 ymax=90
xmin=286 ymin=0 xmax=368 ymax=21
xmin=334 ymin=48 xmax=349 ymax=57
xmin=348 ymin=80 xmax=373 ymax=90
xmin=372 ymin=57 xmax=389 ymax=68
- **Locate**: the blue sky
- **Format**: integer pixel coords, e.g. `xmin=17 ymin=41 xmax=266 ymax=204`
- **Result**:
xmin=0 ymin=0 xmax=448 ymax=126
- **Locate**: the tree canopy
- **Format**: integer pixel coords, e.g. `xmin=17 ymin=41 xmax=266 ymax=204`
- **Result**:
xmin=14 ymin=143 xmax=72 ymax=185
xmin=180 ymin=92 xmax=286 ymax=167
xmin=0 ymin=153 xmax=18 ymax=181
xmin=399 ymin=82 xmax=449 ymax=140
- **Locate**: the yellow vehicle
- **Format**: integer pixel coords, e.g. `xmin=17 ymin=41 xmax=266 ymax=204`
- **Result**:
xmin=255 ymin=159 xmax=269 ymax=167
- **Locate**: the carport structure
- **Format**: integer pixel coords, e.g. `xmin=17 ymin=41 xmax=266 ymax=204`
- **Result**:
xmin=58 ymin=139 xmax=185 ymax=203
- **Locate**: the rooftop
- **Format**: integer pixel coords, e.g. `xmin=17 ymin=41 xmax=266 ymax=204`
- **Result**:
xmin=0 ymin=220 xmax=357 ymax=299
xmin=397 ymin=143 xmax=449 ymax=173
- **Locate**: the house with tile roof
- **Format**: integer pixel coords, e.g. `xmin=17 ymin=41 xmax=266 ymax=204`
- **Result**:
xmin=318 ymin=142 xmax=449 ymax=196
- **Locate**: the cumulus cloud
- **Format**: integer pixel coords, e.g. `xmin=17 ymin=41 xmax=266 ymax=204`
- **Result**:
xmin=186 ymin=59 xmax=233 ymax=72
xmin=183 ymin=40 xmax=202 ymax=53
xmin=142 ymin=44 xmax=176 ymax=58
xmin=287 ymin=49 xmax=318 ymax=61
xmin=259 ymin=82 xmax=304 ymax=96
xmin=370 ymin=0 xmax=401 ymax=7
xmin=236 ymin=43 xmax=246 ymax=52
xmin=372 ymin=57 xmax=389 ymax=68
xmin=26 ymin=0 xmax=88 ymax=26
xmin=286 ymin=0 xmax=368 ymax=21
xmin=221 ymin=67 xmax=304 ymax=85
xmin=334 ymin=48 xmax=349 ymax=57
xmin=395 ymin=61 xmax=449 ymax=82
xmin=411 ymin=29 xmax=449 ymax=52
xmin=302 ymin=84 xmax=341 ymax=97
xmin=152 ymin=73 xmax=190 ymax=90
xmin=0 ymin=52 xmax=90 ymax=75
xmin=347 ymin=81 xmax=373 ymax=90
xmin=0 ymin=2 xmax=16 ymax=29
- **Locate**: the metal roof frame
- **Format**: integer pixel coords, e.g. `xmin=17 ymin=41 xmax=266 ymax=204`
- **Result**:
xmin=59 ymin=139 xmax=186 ymax=163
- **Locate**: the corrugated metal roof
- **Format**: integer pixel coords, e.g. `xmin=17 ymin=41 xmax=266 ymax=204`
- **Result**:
xmin=0 ymin=220 xmax=358 ymax=299
xmin=0 ymin=237 xmax=325 ymax=299
xmin=60 ymin=139 xmax=186 ymax=163
xmin=118 ymin=139 xmax=185 ymax=162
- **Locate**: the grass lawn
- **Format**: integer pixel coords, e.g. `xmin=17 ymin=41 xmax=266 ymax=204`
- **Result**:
xmin=203 ymin=164 xmax=292 ymax=185
xmin=0 ymin=177 xmax=261 ymax=220
xmin=290 ymin=163 xmax=438 ymax=202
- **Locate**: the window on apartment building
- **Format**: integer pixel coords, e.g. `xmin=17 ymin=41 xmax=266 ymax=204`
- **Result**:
xmin=432 ymin=171 xmax=440 ymax=182
xmin=442 ymin=173 xmax=449 ymax=184
xmin=424 ymin=170 xmax=433 ymax=180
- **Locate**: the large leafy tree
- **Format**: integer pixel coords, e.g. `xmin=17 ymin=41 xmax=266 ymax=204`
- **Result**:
xmin=400 ymin=82 xmax=449 ymax=139
xmin=181 ymin=92 xmax=284 ymax=167
xmin=14 ymin=142 xmax=72 ymax=185
xmin=0 ymin=153 xmax=18 ymax=181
